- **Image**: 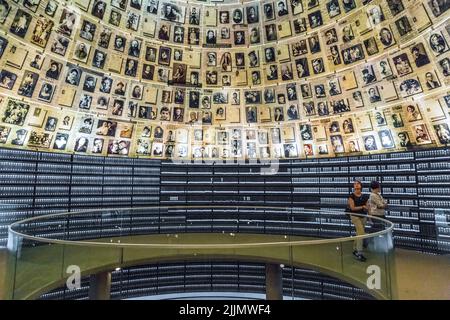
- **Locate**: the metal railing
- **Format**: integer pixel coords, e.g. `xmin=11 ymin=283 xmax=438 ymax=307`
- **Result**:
xmin=4 ymin=206 xmax=396 ymax=300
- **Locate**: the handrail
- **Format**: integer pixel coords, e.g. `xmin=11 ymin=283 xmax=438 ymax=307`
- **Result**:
xmin=8 ymin=206 xmax=394 ymax=249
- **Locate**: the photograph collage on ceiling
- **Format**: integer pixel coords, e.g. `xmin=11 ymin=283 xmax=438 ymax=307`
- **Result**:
xmin=0 ymin=0 xmax=448 ymax=159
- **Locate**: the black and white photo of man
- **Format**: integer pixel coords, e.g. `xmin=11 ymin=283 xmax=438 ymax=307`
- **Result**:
xmin=92 ymin=50 xmax=106 ymax=69
xmin=10 ymin=9 xmax=31 ymax=38
xmin=109 ymin=10 xmax=121 ymax=26
xmin=395 ymin=16 xmax=412 ymax=36
xmin=287 ymin=104 xmax=299 ymax=120
xmin=325 ymin=28 xmax=338 ymax=45
xmin=308 ymin=10 xmax=322 ymax=28
xmin=234 ymin=31 xmax=245 ymax=45
xmin=99 ymin=77 xmax=112 ymax=93
xmin=361 ymin=65 xmax=376 ymax=85
xmin=411 ymin=44 xmax=430 ymax=68
xmin=312 ymin=58 xmax=325 ymax=74
xmin=130 ymin=0 xmax=142 ymax=10
xmin=79 ymin=94 xmax=92 ymax=110
xmin=128 ymin=39 xmax=141 ymax=57
xmin=124 ymin=59 xmax=138 ymax=77
xmin=308 ymin=35 xmax=321 ymax=53
xmin=73 ymin=42 xmax=90 ymax=63
xmin=277 ymin=0 xmax=289 ymax=16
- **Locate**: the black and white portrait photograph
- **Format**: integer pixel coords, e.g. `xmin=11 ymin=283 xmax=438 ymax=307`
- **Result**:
xmin=386 ymin=0 xmax=404 ymax=16
xmin=10 ymin=9 xmax=31 ymax=38
xmin=160 ymin=2 xmax=185 ymax=23
xmin=429 ymin=32 xmax=449 ymax=55
xmin=393 ymin=53 xmax=413 ymax=76
xmin=433 ymin=123 xmax=450 ymax=144
xmin=65 ymin=66 xmax=82 ymax=86
xmin=17 ymin=71 xmax=38 ymax=97
xmin=92 ymin=50 xmax=106 ymax=69
xmin=395 ymin=16 xmax=412 ymax=36
xmin=53 ymin=133 xmax=69 ymax=150
xmin=363 ymin=135 xmax=378 ymax=151
xmin=128 ymin=39 xmax=141 ymax=57
xmin=189 ymin=6 xmax=200 ymax=25
xmin=411 ymin=43 xmax=431 ymax=68
xmin=80 ymin=20 xmax=96 ymax=41
xmin=246 ymin=5 xmax=259 ymax=23
xmin=361 ymin=65 xmax=377 ymax=85
xmin=399 ymin=78 xmax=423 ymax=97
xmin=126 ymin=11 xmax=140 ymax=31
xmin=44 ymin=0 xmax=58 ymax=17
xmin=146 ymin=0 xmax=159 ymax=14
xmin=38 ymin=82 xmax=55 ymax=102
xmin=367 ymin=86 xmax=381 ymax=103
xmin=378 ymin=59 xmax=393 ymax=78
xmin=291 ymin=0 xmax=303 ymax=15
xmin=0 ymin=70 xmax=16 ymax=90
xmin=109 ymin=10 xmax=121 ymax=26
xmin=341 ymin=44 xmax=365 ymax=65
xmin=424 ymin=71 xmax=441 ymax=90
xmin=73 ymin=41 xmax=91 ymax=63
xmin=308 ymin=10 xmax=323 ymax=28
xmin=326 ymin=0 xmax=341 ymax=18
xmin=264 ymin=3 xmax=275 ymax=20
xmin=379 ymin=27 xmax=395 ymax=48
xmin=2 ymin=99 xmax=30 ymax=126
xmin=82 ymin=76 xmax=96 ymax=93
xmin=277 ymin=0 xmax=289 ymax=17
xmin=92 ymin=0 xmax=106 ymax=19
xmin=79 ymin=93 xmax=93 ymax=110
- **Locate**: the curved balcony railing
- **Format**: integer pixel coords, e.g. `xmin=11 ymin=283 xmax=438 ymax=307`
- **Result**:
xmin=4 ymin=206 xmax=396 ymax=300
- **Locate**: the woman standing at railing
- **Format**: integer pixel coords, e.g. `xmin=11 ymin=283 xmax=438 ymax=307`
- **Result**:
xmin=346 ymin=180 xmax=369 ymax=262
xmin=368 ymin=181 xmax=388 ymax=233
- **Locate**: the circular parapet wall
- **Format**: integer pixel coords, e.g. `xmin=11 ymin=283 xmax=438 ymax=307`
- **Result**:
xmin=4 ymin=206 xmax=396 ymax=300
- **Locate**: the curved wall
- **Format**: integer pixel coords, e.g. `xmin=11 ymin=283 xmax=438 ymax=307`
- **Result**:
xmin=39 ymin=261 xmax=375 ymax=300
xmin=1 ymin=146 xmax=449 ymax=254
xmin=0 ymin=0 xmax=448 ymax=159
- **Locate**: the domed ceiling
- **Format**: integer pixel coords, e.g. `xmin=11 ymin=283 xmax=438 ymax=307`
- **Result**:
xmin=0 ymin=0 xmax=448 ymax=159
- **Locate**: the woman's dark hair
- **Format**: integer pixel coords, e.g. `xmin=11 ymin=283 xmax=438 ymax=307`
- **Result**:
xmin=370 ymin=181 xmax=380 ymax=190
xmin=353 ymin=180 xmax=362 ymax=188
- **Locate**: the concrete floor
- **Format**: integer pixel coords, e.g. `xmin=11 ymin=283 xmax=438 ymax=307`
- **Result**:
xmin=0 ymin=247 xmax=448 ymax=300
